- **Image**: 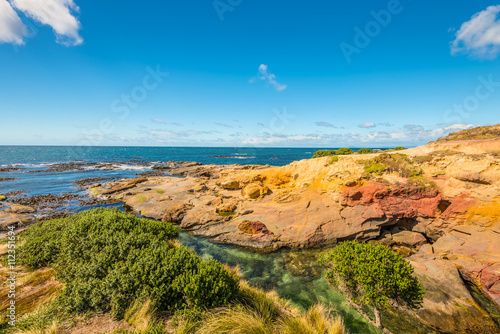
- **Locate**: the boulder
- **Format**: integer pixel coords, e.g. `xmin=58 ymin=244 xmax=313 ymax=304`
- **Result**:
xmin=238 ymin=220 xmax=271 ymax=236
xmin=6 ymin=204 xmax=36 ymax=214
xmin=241 ymin=182 xmax=269 ymax=199
xmin=391 ymin=230 xmax=427 ymax=247
xmin=218 ymin=178 xmax=242 ymax=190
xmin=101 ymin=177 xmax=147 ymax=195
xmin=410 ymin=258 xmax=500 ymax=333
xmin=162 ymin=203 xmax=194 ymax=223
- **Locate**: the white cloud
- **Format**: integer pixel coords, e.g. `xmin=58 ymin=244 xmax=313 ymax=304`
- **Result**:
xmin=151 ymin=118 xmax=165 ymax=124
xmin=250 ymin=64 xmax=287 ymax=92
xmin=0 ymin=0 xmax=27 ymax=45
xmin=239 ymin=124 xmax=475 ymax=147
xmin=451 ymin=5 xmax=500 ymax=59
xmin=10 ymin=0 xmax=83 ymax=46
xmin=358 ymin=122 xmax=376 ymax=129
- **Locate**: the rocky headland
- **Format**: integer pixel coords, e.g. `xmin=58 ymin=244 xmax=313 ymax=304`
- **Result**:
xmin=1 ymin=126 xmax=500 ymax=333
xmin=86 ymin=128 xmax=500 ymax=333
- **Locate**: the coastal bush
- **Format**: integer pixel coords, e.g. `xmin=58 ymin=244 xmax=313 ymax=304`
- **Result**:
xmin=329 ymin=156 xmax=339 ymax=164
xmin=429 ymin=149 xmax=462 ymax=156
xmin=436 ymin=124 xmax=500 ymax=141
xmin=312 ymin=150 xmax=336 ymax=158
xmin=412 ymin=155 xmax=434 ymax=164
xmin=312 ymin=148 xmax=353 ymax=158
xmin=319 ymin=241 xmax=424 ymax=334
xmin=356 ymin=148 xmax=374 ymax=154
xmin=394 ymin=146 xmax=406 ymax=151
xmin=18 ymin=208 xmax=239 ymax=319
xmin=361 ymin=153 xmax=422 ymax=178
xmin=335 ymin=148 xmax=354 ymax=155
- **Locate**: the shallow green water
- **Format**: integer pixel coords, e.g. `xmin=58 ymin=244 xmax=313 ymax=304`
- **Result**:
xmin=178 ymin=232 xmax=443 ymax=334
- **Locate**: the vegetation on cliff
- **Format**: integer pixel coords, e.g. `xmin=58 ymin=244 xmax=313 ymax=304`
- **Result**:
xmin=312 ymin=148 xmax=355 ymax=158
xmin=319 ymin=241 xmax=425 ymax=334
xmin=435 ymin=124 xmax=500 ymax=142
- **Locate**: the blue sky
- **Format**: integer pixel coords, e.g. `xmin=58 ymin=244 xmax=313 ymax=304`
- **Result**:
xmin=0 ymin=0 xmax=499 ymax=147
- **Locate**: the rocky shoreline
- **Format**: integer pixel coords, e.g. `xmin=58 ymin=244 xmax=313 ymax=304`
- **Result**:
xmin=85 ymin=139 xmax=500 ymax=333
xmin=1 ymin=138 xmax=500 ymax=333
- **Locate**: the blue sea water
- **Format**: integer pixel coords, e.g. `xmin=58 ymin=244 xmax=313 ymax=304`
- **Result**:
xmin=0 ymin=145 xmax=324 ymax=198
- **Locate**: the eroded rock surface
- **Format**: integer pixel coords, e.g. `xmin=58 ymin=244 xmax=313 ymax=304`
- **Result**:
xmin=91 ymin=139 xmax=500 ymax=332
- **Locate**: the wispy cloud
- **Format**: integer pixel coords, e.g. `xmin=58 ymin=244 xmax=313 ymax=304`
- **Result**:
xmin=358 ymin=122 xmax=376 ymax=129
xmin=239 ymin=124 xmax=475 ymax=146
xmin=378 ymin=122 xmax=394 ymax=127
xmin=0 ymin=0 xmax=27 ymax=45
xmin=171 ymin=122 xmax=183 ymax=126
xmin=151 ymin=118 xmax=166 ymax=124
xmin=250 ymin=64 xmax=287 ymax=92
xmin=214 ymin=122 xmax=233 ymax=128
xmin=315 ymin=121 xmax=337 ymax=128
xmin=404 ymin=124 xmax=424 ymax=131
xmin=451 ymin=5 xmax=500 ymax=59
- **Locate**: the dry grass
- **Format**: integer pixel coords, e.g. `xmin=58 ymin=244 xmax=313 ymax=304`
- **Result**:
xmin=172 ymin=281 xmax=348 ymax=334
xmin=124 ymin=299 xmax=155 ymax=332
xmin=11 ymin=320 xmax=62 ymax=334
xmin=0 ymin=267 xmax=61 ymax=328
xmin=281 ymin=304 xmax=346 ymax=334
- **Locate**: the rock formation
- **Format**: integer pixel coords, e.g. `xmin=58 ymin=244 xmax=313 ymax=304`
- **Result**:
xmin=89 ymin=134 xmax=500 ymax=333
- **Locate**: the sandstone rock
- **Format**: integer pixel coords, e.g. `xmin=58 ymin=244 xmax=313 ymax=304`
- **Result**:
xmin=101 ymin=177 xmax=147 ymax=195
xmin=344 ymin=180 xmax=357 ymax=187
xmin=418 ymin=243 xmax=434 ymax=254
xmin=342 ymin=182 xmax=442 ymax=219
xmin=162 ymin=203 xmax=194 ymax=223
xmin=453 ymin=170 xmax=493 ymax=185
xmin=241 ymin=182 xmax=269 ymax=199
xmin=193 ymin=183 xmax=208 ymax=192
xmin=412 ymin=221 xmax=427 ymax=234
xmin=273 ymin=190 xmax=301 ymax=204
xmin=6 ymin=204 xmax=36 ymax=214
xmin=410 ymin=258 xmax=500 ymax=334
xmin=391 ymin=230 xmax=427 ymax=247
xmin=216 ymin=200 xmax=238 ymax=213
xmin=432 ymin=234 xmax=465 ymax=255
xmin=238 ymin=220 xmax=271 ymax=236
xmin=218 ymin=178 xmax=241 ymax=190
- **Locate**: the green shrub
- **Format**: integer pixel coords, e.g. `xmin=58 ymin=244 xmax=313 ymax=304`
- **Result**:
xmin=356 ymin=148 xmax=374 ymax=154
xmin=18 ymin=208 xmax=239 ymax=319
xmin=361 ymin=153 xmax=422 ymax=178
xmin=329 ymin=156 xmax=339 ymax=164
xmin=319 ymin=241 xmax=424 ymax=332
xmin=218 ymin=211 xmax=237 ymax=217
xmin=335 ymin=148 xmax=353 ymax=155
xmin=412 ymin=155 xmax=434 ymax=164
xmin=312 ymin=148 xmax=353 ymax=158
xmin=364 ymin=162 xmax=386 ymax=175
xmin=312 ymin=150 xmax=336 ymax=158
xmin=394 ymin=146 xmax=406 ymax=151
xmin=429 ymin=149 xmax=462 ymax=156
